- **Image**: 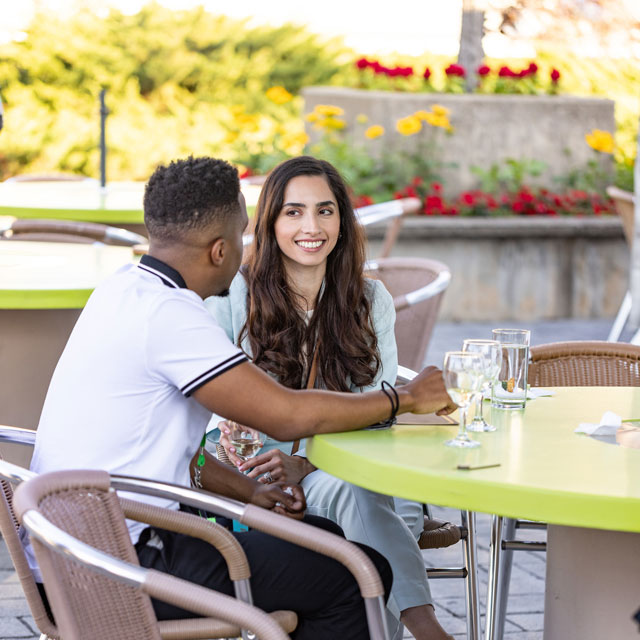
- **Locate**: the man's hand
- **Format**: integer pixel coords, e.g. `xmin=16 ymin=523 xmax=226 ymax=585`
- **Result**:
xmin=250 ymin=482 xmax=306 ymax=520
xmin=240 ymin=448 xmax=316 ymax=484
xmin=405 ymin=366 xmax=457 ymax=415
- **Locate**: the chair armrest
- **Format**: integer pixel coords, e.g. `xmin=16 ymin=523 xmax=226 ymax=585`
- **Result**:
xmin=0 ymin=425 xmax=36 ymax=447
xmin=110 ymin=476 xmax=384 ymax=598
xmin=0 ymin=459 xmax=36 ymax=484
xmin=393 ymin=270 xmax=451 ymax=312
xmin=396 ymin=366 xmax=418 ymax=385
xmin=19 ymin=509 xmax=288 ymax=640
xmin=119 ymin=497 xmax=250 ymax=581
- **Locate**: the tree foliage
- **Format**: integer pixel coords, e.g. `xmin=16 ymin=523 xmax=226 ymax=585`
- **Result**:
xmin=0 ymin=4 xmax=347 ymax=179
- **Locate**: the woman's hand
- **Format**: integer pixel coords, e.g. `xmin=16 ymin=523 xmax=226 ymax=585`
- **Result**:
xmin=218 ymin=419 xmax=248 ymax=469
xmin=240 ymin=448 xmax=316 ymax=485
xmin=250 ymin=482 xmax=306 ymax=520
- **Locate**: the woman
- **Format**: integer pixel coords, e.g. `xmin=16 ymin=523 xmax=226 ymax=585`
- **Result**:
xmin=205 ymin=156 xmax=452 ymax=640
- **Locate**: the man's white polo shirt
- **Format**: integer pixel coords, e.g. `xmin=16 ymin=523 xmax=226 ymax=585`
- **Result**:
xmin=30 ymin=254 xmax=247 ymax=545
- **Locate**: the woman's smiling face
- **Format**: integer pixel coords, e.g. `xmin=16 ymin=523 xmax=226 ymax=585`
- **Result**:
xmin=274 ymin=174 xmax=341 ymax=272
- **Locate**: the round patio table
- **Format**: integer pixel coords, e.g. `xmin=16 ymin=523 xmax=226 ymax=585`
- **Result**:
xmin=308 ymin=387 xmax=640 ymax=640
xmin=0 ymin=180 xmax=262 ymax=237
xmin=0 ymin=241 xmax=135 ymax=460
xmin=0 ymin=180 xmax=147 ymax=235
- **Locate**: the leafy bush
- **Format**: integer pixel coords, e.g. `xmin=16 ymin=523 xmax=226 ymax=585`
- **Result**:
xmin=0 ymin=5 xmax=346 ymax=180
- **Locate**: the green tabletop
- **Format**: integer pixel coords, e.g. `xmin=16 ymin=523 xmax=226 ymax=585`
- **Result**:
xmin=0 ymin=241 xmax=135 ymax=309
xmin=308 ymin=387 xmax=640 ymax=533
xmin=0 ymin=181 xmax=259 ymax=224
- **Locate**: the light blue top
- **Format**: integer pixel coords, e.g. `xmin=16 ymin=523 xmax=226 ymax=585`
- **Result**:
xmin=204 ymin=272 xmax=398 ymax=458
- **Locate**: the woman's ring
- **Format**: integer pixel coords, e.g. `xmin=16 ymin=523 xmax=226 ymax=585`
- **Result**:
xmin=264 ymin=471 xmax=274 ymax=483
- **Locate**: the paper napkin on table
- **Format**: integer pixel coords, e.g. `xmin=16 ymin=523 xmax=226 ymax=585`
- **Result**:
xmin=575 ymin=411 xmax=621 ymax=436
xmin=527 ymin=388 xmax=555 ymax=399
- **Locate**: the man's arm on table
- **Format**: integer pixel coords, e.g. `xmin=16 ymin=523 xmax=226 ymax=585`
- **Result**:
xmin=193 ymin=360 xmax=456 ymax=442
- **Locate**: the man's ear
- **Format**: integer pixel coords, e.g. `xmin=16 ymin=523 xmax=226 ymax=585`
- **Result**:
xmin=209 ymin=237 xmax=226 ymax=266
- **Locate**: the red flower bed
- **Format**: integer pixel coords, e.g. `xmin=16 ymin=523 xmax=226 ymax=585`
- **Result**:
xmin=388 ymin=180 xmax=615 ymax=217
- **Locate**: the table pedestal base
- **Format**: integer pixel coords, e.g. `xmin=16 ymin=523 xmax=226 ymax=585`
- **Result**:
xmin=0 ymin=309 xmax=80 ymax=467
xmin=544 ymin=524 xmax=640 ymax=639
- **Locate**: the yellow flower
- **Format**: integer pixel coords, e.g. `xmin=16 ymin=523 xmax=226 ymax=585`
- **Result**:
xmin=365 ymin=125 xmax=384 ymax=139
xmin=320 ymin=116 xmax=345 ymax=130
xmin=396 ymin=115 xmax=422 ymax=136
xmin=414 ymin=110 xmax=431 ymax=121
xmin=314 ymin=104 xmax=344 ymax=117
xmin=356 ymin=113 xmax=369 ymax=124
xmin=281 ymin=131 xmax=309 ymax=153
xmin=585 ymin=129 xmax=614 ymax=154
xmin=431 ymin=104 xmax=450 ymax=117
xmin=424 ymin=112 xmax=451 ymax=129
xmin=305 ymin=112 xmax=320 ymax=123
xmin=266 ymin=86 xmax=293 ymax=105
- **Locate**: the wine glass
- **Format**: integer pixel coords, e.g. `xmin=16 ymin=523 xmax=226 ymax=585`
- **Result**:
xmin=227 ymin=421 xmax=267 ymax=462
xmin=463 ymin=339 xmax=501 ymax=432
xmin=443 ymin=351 xmax=484 ymax=448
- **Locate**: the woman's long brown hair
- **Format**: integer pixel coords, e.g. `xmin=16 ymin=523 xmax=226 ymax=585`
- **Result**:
xmin=240 ymin=156 xmax=381 ymax=391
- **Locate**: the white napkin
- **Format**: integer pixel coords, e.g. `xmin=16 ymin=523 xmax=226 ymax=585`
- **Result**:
xmin=575 ymin=411 xmax=622 ymax=436
xmin=527 ymin=387 xmax=555 ymax=399
xmin=483 ymin=387 xmax=555 ymax=401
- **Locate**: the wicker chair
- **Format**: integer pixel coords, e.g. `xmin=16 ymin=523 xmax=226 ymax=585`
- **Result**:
xmin=10 ymin=467 xmax=290 ymax=640
xmin=365 ymin=257 xmax=451 ymax=371
xmin=0 ymin=218 xmax=146 ymax=247
xmin=0 ymin=426 xmax=389 ymax=640
xmin=0 ymin=426 xmax=296 ymax=640
xmin=485 ymin=341 xmax=640 ymax=640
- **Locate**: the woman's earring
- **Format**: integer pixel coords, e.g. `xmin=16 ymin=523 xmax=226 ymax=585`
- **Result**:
xmin=338 ymin=232 xmax=343 ymax=239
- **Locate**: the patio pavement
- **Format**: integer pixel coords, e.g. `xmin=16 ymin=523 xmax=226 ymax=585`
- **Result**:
xmin=0 ymin=317 xmax=617 ymax=639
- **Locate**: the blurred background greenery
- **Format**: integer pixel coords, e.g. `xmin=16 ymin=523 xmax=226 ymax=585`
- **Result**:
xmin=0 ymin=3 xmax=637 ymax=201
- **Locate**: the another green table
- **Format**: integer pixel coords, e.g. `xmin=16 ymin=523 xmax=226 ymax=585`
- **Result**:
xmin=308 ymin=387 xmax=640 ymax=639
xmin=0 ymin=181 xmax=147 ymax=235
xmin=0 ymin=241 xmax=135 ymax=460
xmin=0 ymin=180 xmax=261 ymax=235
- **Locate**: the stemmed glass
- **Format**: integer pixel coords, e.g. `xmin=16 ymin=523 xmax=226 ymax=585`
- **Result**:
xmin=227 ymin=421 xmax=266 ymax=463
xmin=463 ymin=339 xmax=501 ymax=432
xmin=443 ymin=351 xmax=484 ymax=448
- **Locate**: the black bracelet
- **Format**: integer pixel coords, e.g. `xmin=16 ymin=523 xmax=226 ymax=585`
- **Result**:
xmin=381 ymin=380 xmax=400 ymax=427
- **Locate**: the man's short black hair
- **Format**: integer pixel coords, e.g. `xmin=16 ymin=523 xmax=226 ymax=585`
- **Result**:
xmin=143 ymin=156 xmax=240 ymax=240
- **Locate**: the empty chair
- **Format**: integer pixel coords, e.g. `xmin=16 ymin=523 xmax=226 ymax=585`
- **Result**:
xmin=0 ymin=218 xmax=146 ymax=247
xmin=485 ymin=340 xmax=640 ymax=640
xmin=366 ymin=257 xmax=451 ymax=371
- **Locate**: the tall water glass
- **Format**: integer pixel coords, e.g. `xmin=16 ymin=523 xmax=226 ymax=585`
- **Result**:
xmin=491 ymin=329 xmax=531 ymax=410
xmin=462 ymin=339 xmax=501 ymax=432
xmin=443 ymin=351 xmax=484 ymax=448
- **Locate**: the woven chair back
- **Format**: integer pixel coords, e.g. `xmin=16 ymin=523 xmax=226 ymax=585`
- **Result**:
xmin=529 ymin=341 xmax=640 ymax=387
xmin=0 ymin=452 xmax=59 ymax=639
xmin=366 ymin=257 xmax=449 ymax=371
xmin=16 ymin=469 xmax=161 ymax=640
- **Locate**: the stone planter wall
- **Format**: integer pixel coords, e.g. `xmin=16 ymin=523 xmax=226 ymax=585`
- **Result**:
xmin=303 ymin=87 xmax=615 ymax=196
xmin=365 ymin=217 xmax=627 ymax=322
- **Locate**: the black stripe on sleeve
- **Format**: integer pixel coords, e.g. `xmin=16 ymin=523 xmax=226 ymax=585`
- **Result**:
xmin=182 ymin=353 xmax=248 ymax=397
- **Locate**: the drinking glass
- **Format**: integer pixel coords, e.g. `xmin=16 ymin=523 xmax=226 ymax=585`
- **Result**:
xmin=462 ymin=339 xmax=501 ymax=432
xmin=491 ymin=329 xmax=531 ymax=410
xmin=443 ymin=351 xmax=484 ymax=448
xmin=227 ymin=421 xmax=266 ymax=462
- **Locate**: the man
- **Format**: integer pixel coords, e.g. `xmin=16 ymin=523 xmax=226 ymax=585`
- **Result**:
xmin=28 ymin=156 xmax=456 ymax=638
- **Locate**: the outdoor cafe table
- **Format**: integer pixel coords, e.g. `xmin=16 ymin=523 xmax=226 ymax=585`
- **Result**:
xmin=307 ymin=387 xmax=640 ymax=640
xmin=0 ymin=240 xmax=135 ymax=465
xmin=0 ymin=180 xmax=263 ymax=236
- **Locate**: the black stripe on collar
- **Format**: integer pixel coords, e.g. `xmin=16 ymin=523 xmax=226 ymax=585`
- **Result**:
xmin=138 ymin=255 xmax=187 ymax=289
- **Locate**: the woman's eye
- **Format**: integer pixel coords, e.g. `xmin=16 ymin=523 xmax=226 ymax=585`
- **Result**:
xmin=319 ymin=208 xmax=334 ymax=216
xmin=285 ymin=209 xmax=300 ymax=216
